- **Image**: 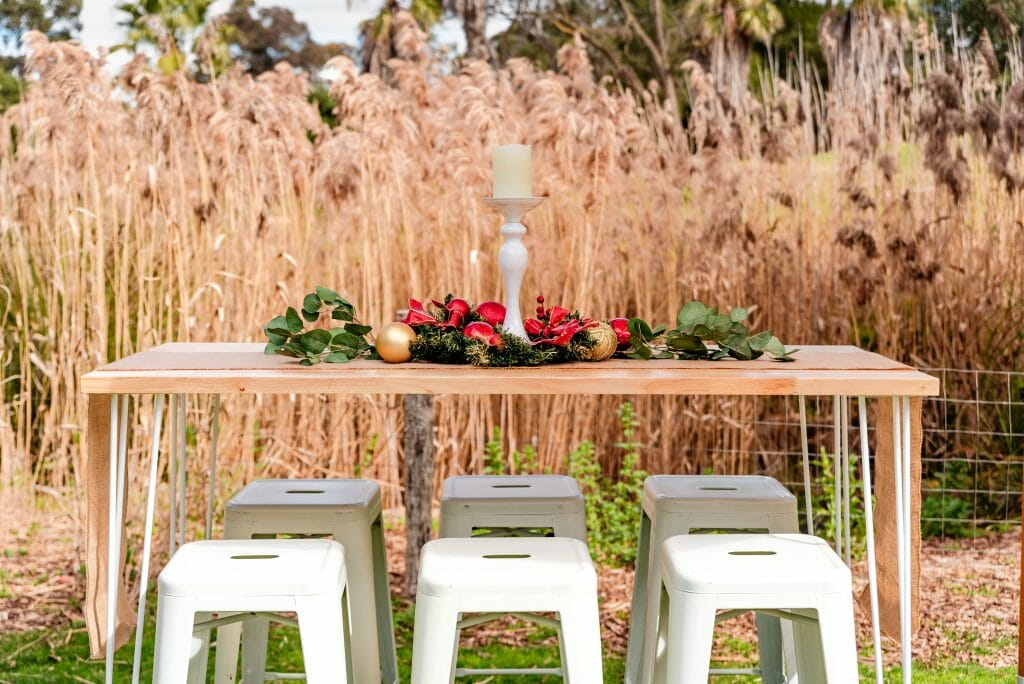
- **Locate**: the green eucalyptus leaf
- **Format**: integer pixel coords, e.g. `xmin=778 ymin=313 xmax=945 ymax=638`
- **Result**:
xmin=692 ymin=324 xmax=712 ymax=339
xmin=300 ymin=329 xmax=332 ymax=354
xmin=302 ymin=293 xmax=321 ymax=314
xmin=729 ymin=307 xmax=748 ymax=323
xmin=325 ymin=351 xmax=351 ymax=363
xmin=264 ymin=315 xmax=291 ymax=337
xmin=332 ymin=331 xmax=363 ymax=348
xmin=299 ymin=357 xmax=317 ymax=366
xmin=315 ymin=286 xmax=340 ymax=304
xmin=748 ymin=331 xmax=773 ymax=352
xmin=301 ymin=308 xmax=319 ymax=323
xmin=668 ymin=334 xmax=706 ymax=353
xmin=677 ymin=301 xmax=708 ymax=329
xmin=344 ymin=322 xmax=372 ymax=336
xmin=264 ymin=342 xmax=282 ymax=355
xmin=710 ymin=314 xmax=733 ymax=336
xmin=764 ymin=335 xmax=788 ymax=356
xmin=285 ymin=307 xmax=303 ymax=334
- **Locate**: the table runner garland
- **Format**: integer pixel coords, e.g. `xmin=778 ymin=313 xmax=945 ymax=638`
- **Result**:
xmin=262 ymin=287 xmax=797 ymax=366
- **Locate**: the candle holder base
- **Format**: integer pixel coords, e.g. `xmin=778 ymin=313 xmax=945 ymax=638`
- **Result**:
xmin=484 ymin=197 xmax=545 ymax=342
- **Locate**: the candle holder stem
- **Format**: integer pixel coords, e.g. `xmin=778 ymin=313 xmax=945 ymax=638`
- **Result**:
xmin=484 ymin=197 xmax=545 ymax=341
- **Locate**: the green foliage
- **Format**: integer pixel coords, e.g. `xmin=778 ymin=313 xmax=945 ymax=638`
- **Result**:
xmin=309 ymin=85 xmax=338 ymax=128
xmin=116 ymin=0 xmax=226 ymax=75
xmin=482 ymin=427 xmax=547 ymax=475
xmin=0 ymin=0 xmax=81 ymax=72
xmin=810 ymin=446 xmax=867 ymax=553
xmin=625 ymin=301 xmax=796 ymax=361
xmin=570 ymin=402 xmax=649 ymax=566
xmin=0 ymin=70 xmax=22 ymax=113
xmin=262 ymin=286 xmax=375 ymax=365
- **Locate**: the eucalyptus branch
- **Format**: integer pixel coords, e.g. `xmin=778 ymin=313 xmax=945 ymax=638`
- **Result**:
xmin=623 ymin=301 xmax=797 ymax=362
xmin=262 ymin=286 xmax=376 ymax=365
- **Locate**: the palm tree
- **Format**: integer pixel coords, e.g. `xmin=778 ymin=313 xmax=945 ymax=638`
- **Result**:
xmin=684 ymin=0 xmax=783 ymax=109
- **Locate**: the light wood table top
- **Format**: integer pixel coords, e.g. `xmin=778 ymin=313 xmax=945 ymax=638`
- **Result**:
xmin=81 ymin=343 xmax=940 ymax=396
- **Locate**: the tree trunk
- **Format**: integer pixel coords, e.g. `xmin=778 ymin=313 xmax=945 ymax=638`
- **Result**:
xmin=711 ymin=33 xmax=751 ymax=113
xmin=459 ymin=0 xmax=493 ymax=62
xmin=402 ymin=393 xmax=434 ymax=597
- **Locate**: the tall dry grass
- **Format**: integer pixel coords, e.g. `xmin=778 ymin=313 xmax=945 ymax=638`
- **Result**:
xmin=1 ymin=18 xmax=1022 ymax=535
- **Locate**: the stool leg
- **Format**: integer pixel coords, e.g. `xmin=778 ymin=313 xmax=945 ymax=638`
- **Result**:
xmin=213 ymin=618 xmax=241 ymax=683
xmin=336 ymin=520 xmax=383 ymax=684
xmin=625 ymin=511 xmax=652 ymax=684
xmin=371 ymin=517 xmax=399 ymax=684
xmin=187 ymin=612 xmax=212 ymax=684
xmin=818 ymin=599 xmax=859 ymax=684
xmin=296 ymin=591 xmax=349 ymax=684
xmin=665 ymin=592 xmax=716 ymax=684
xmin=410 ymin=594 xmax=460 ymax=684
xmin=755 ymin=612 xmax=785 ymax=684
xmin=790 ymin=608 xmax=828 ymax=684
xmin=153 ymin=597 xmax=197 ymax=684
xmin=240 ymin=615 xmax=270 ymax=683
xmin=558 ymin=595 xmax=603 ymax=684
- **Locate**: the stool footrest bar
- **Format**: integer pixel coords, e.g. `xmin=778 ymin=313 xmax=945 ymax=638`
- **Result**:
xmin=455 ymin=667 xmax=563 ymax=677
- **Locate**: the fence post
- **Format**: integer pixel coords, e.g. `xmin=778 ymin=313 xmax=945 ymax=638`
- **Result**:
xmin=402 ymin=393 xmax=434 ymax=597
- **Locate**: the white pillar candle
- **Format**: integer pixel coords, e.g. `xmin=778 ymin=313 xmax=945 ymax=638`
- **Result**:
xmin=492 ymin=144 xmax=532 ymax=198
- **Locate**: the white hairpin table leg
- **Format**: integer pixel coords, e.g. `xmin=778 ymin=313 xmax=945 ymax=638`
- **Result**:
xmin=132 ymin=395 xmax=164 ymax=684
xmin=858 ymin=397 xmax=883 ymax=684
xmin=205 ymin=395 xmax=220 ymax=540
xmin=105 ymin=394 xmax=127 ymax=684
xmin=177 ymin=394 xmax=187 ymax=548
xmin=841 ymin=397 xmax=852 ymax=566
xmin=799 ymin=396 xmax=814 ymax=534
xmin=833 ymin=395 xmax=843 ymax=555
xmin=168 ymin=394 xmax=177 ymax=556
xmin=891 ymin=397 xmax=910 ymax=684
xmin=900 ymin=396 xmax=913 ymax=684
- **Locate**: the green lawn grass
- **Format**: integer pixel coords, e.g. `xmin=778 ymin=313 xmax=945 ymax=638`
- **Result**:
xmin=0 ymin=600 xmax=1013 ymax=683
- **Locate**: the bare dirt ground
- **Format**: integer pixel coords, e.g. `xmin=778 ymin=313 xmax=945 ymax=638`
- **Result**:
xmin=1 ymin=502 xmax=1018 ymax=669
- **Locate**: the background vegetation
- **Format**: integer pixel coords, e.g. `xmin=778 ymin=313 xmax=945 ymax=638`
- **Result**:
xmin=0 ymin=0 xmax=1022 ymax=603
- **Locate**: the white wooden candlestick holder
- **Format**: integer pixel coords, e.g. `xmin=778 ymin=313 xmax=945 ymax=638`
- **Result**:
xmin=484 ymin=196 xmax=545 ymax=341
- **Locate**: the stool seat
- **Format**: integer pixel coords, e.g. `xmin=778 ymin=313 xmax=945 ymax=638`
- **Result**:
xmin=661 ymin=534 xmax=851 ymax=595
xmin=654 ymin=534 xmax=858 ymax=684
xmin=443 ymin=474 xmax=583 ymax=505
xmin=417 ymin=537 xmax=596 ymax=597
xmin=227 ymin=478 xmax=379 ymax=512
xmin=159 ymin=538 xmax=346 ymax=598
xmin=153 ymin=539 xmax=351 ymax=684
xmin=644 ymin=475 xmax=796 ymax=515
xmin=217 ymin=478 xmax=396 ymax=684
xmin=411 ymin=537 xmax=603 ymax=683
xmin=439 ymin=475 xmax=588 ymax=541
xmin=627 ymin=475 xmax=801 ymax=684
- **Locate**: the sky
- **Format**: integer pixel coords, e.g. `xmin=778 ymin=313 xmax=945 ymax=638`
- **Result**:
xmin=78 ymin=0 xmax=507 ymax=69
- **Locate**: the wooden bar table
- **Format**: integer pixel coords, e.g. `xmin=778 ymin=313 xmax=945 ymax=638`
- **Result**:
xmin=81 ymin=343 xmax=939 ymax=684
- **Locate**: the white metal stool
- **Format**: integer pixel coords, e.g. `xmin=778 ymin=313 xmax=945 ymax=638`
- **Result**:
xmin=411 ymin=537 xmax=603 ymax=683
xmin=626 ymin=475 xmax=800 ymax=684
xmin=215 ymin=479 xmax=397 ymax=684
xmin=653 ymin=534 xmax=858 ymax=684
xmin=439 ymin=474 xmax=587 ymax=541
xmin=153 ymin=538 xmax=353 ymax=684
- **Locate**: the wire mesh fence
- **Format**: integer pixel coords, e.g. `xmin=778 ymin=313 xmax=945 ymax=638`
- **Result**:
xmin=744 ymin=369 xmax=1024 ymax=542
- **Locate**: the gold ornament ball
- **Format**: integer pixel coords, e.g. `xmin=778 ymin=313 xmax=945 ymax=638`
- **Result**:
xmin=583 ymin=322 xmax=618 ymax=361
xmin=376 ymin=322 xmax=416 ymax=363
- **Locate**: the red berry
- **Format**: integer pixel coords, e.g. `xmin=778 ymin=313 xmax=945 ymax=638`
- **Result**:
xmin=536 ymin=295 xmax=545 ymax=304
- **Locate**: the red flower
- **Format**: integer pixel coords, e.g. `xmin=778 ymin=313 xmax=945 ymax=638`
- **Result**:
xmin=524 ymin=318 xmax=544 ymax=336
xmin=475 ymin=301 xmax=506 ymax=326
xmin=401 ymin=299 xmax=439 ymax=327
xmin=446 ymin=298 xmax=471 ymax=317
xmin=548 ymin=306 xmax=570 ymax=327
xmin=464 ymin=321 xmax=499 ymax=346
